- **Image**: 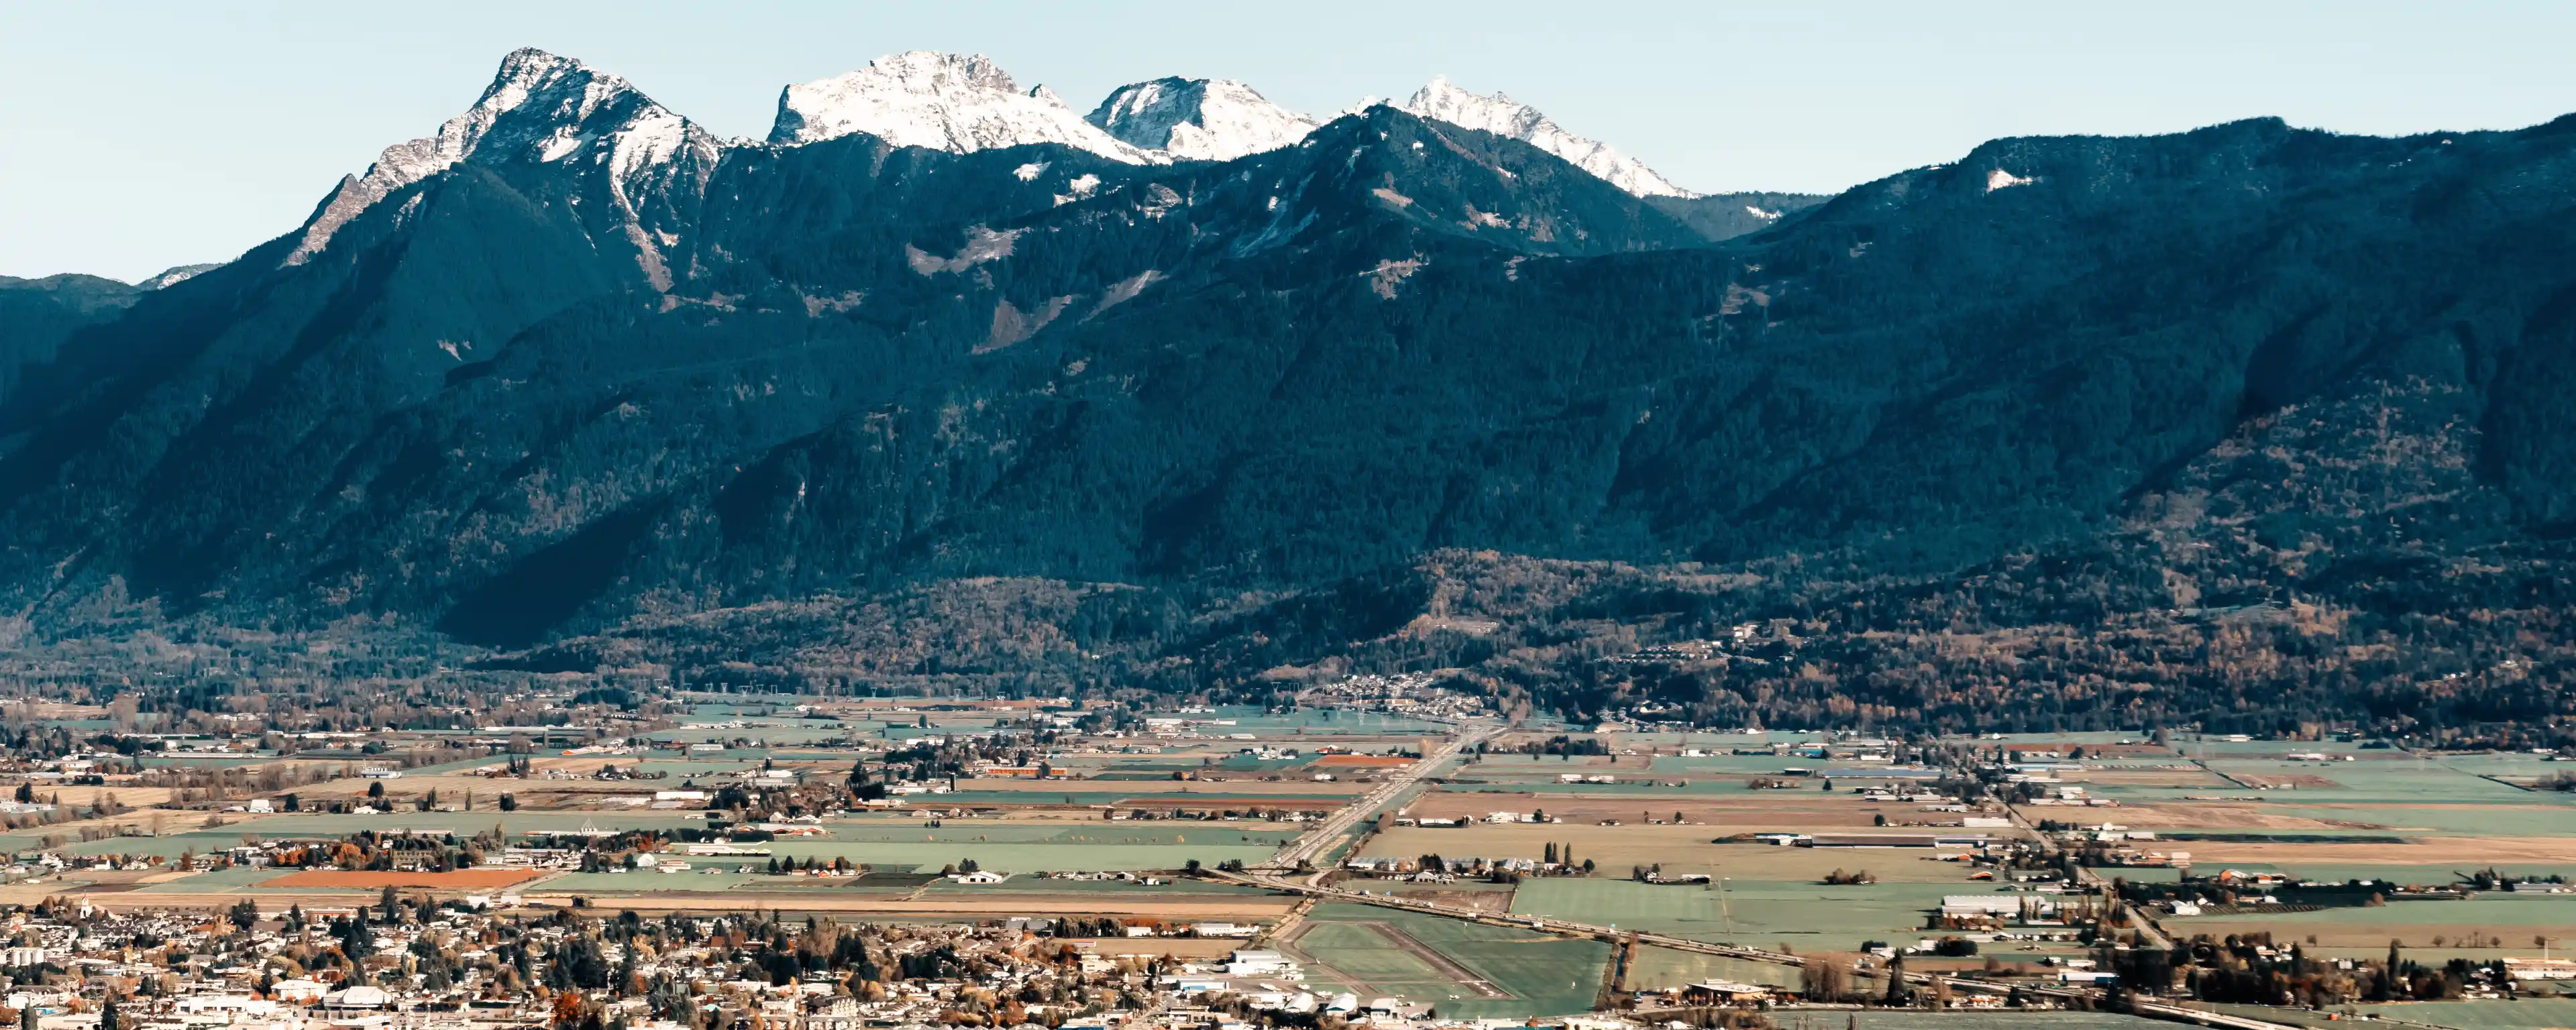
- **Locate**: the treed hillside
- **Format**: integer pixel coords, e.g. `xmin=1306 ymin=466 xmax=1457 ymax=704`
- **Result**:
xmin=4 ymin=76 xmax=2576 ymax=735
xmin=0 ymin=274 xmax=144 ymax=397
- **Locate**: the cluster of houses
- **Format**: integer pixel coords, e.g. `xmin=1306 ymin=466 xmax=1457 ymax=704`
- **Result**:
xmin=0 ymin=901 xmax=1326 ymax=1030
xmin=1340 ymin=856 xmax=1556 ymax=881
xmin=0 ymin=897 xmax=1807 ymax=1030
xmin=1299 ymin=675 xmax=1487 ymax=720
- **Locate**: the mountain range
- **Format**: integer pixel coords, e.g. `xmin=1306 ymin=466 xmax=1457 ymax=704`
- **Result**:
xmin=3 ymin=48 xmax=2572 ymax=736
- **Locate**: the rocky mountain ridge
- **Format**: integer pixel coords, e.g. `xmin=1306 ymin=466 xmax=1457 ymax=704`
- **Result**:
xmin=2 ymin=50 xmax=2570 ymax=736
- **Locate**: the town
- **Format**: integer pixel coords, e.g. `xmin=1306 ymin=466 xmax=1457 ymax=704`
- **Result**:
xmin=0 ymin=685 xmax=2566 ymax=1030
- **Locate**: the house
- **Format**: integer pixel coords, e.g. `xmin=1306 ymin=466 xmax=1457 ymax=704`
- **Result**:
xmin=1679 ymin=980 xmax=1772 ymax=1005
xmin=172 ymin=996 xmax=278 ymax=1017
xmin=800 ymin=994 xmax=859 ymax=1030
xmin=269 ymin=979 xmax=327 ymax=1003
xmin=949 ymin=870 xmax=1008 ymax=884
xmin=1941 ymin=894 xmax=2059 ymax=919
xmin=2505 ymin=958 xmax=2576 ymax=980
xmin=323 ymin=985 xmax=392 ymax=1009
xmin=1224 ymin=950 xmax=1295 ymax=976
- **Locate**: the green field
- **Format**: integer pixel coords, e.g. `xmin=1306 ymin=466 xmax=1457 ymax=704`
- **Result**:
xmin=2349 ymin=999 xmax=2576 ymax=1029
xmin=1295 ymin=904 xmax=1607 ymax=1018
xmin=1510 ymin=878 xmax=1951 ymax=950
xmin=2228 ymin=999 xmax=2576 ymax=1030
xmin=1293 ymin=921 xmax=1450 ymax=982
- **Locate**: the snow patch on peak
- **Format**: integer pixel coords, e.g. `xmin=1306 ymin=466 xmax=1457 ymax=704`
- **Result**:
xmin=1986 ymin=168 xmax=2034 ymax=192
xmin=138 ymin=264 xmax=221 ymax=290
xmin=1396 ymin=76 xmax=1693 ymax=198
xmin=286 ymin=47 xmax=720 ymax=268
xmin=769 ymin=51 xmax=1159 ymax=164
xmin=1086 ymin=77 xmax=1319 ymax=162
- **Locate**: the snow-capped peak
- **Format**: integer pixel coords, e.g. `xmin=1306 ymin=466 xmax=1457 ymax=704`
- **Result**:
xmin=769 ymin=51 xmax=1161 ymax=164
xmin=1086 ymin=77 xmax=1319 ymax=162
xmin=1396 ymin=76 xmax=1694 ymax=198
xmin=286 ymin=47 xmax=720 ymax=267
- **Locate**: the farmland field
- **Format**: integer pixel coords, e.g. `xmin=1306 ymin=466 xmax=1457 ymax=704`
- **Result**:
xmin=537 ymin=872 xmax=790 ymax=893
xmin=1625 ymin=946 xmax=1801 ymax=989
xmin=1287 ymin=905 xmax=1607 ymax=1019
xmin=264 ymin=868 xmax=545 ymax=889
xmin=488 ymin=890 xmax=1302 ymax=919
xmin=2169 ymin=893 xmax=2576 ymax=948
xmin=24 ymin=811 xmax=1289 ymax=873
xmin=2270 ymin=864 xmax=2576 ymax=884
xmin=129 ymin=866 xmax=290 ymax=893
xmin=1290 ymin=921 xmax=1451 ymax=984
xmin=704 ymin=838 xmax=1277 ymax=872
xmin=2171 ymin=837 xmax=2576 ymax=868
xmin=2235 ymin=1000 xmax=2576 ymax=1030
xmin=1364 ymin=827 xmax=1988 ymax=882
xmin=2347 ymin=999 xmax=2576 ymax=1029
xmin=1401 ymin=785 xmax=1908 ymax=823
xmin=1831 ymin=1016 xmax=2181 ymax=1030
xmin=1509 ymin=878 xmax=1952 ymax=949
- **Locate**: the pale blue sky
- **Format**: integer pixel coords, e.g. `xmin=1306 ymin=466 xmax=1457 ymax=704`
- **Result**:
xmin=6 ymin=1 xmax=2573 ymax=281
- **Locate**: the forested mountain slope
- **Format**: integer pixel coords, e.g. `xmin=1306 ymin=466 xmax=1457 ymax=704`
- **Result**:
xmin=5 ymin=51 xmax=2574 ymax=734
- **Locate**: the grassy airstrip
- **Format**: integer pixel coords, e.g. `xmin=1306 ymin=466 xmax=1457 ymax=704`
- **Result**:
xmin=1285 ymin=904 xmax=1607 ymax=1019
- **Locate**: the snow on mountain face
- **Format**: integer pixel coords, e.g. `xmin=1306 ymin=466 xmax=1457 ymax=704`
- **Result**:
xmin=286 ymin=48 xmax=722 ymax=271
xmin=1086 ymin=77 xmax=1319 ymax=162
xmin=1397 ymin=76 xmax=1693 ymax=198
xmin=138 ymin=264 xmax=221 ymax=290
xmin=769 ymin=52 xmax=1159 ymax=164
